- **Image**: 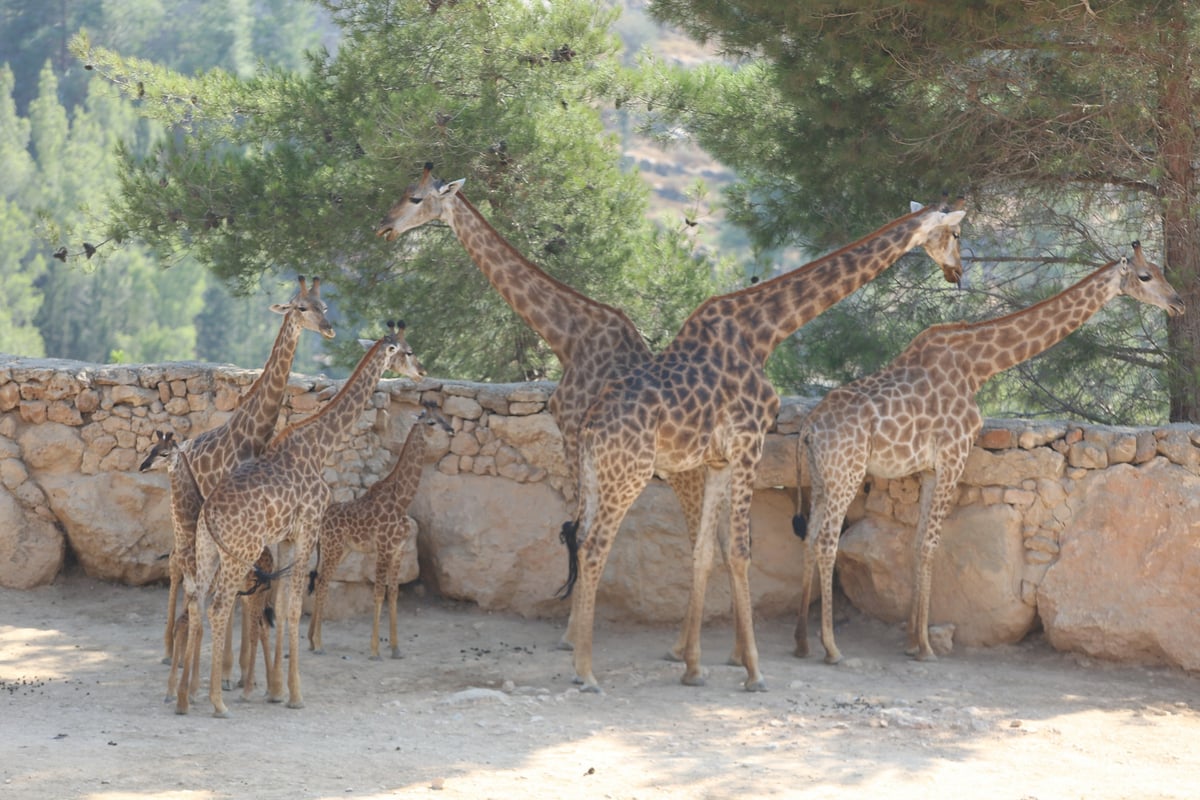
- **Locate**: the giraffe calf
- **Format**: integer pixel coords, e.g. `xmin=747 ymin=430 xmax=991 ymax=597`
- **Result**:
xmin=307 ymin=405 xmax=449 ymax=659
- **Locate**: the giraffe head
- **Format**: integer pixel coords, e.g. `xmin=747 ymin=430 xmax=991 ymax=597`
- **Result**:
xmin=139 ymin=429 xmax=178 ymax=472
xmin=358 ymin=320 xmax=427 ymax=380
xmin=375 ymin=163 xmax=466 ymax=241
xmin=269 ymin=276 xmax=336 ymax=339
xmin=909 ymin=197 xmax=967 ymax=284
xmin=416 ymin=401 xmax=454 ymax=433
xmin=1120 ymin=241 xmax=1185 ymax=316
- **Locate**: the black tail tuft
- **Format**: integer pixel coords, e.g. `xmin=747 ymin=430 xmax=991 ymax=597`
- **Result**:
xmin=263 ymin=605 xmax=276 ymax=628
xmin=239 ymin=563 xmax=292 ymax=597
xmin=555 ymin=520 xmax=580 ymax=600
xmin=792 ymin=514 xmax=808 ymax=541
xmin=307 ymin=569 xmax=318 ymax=595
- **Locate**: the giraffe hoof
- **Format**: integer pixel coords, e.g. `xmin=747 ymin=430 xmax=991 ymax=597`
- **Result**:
xmin=556 ymin=638 xmax=575 ymax=652
xmin=286 ymin=700 xmax=306 ymax=709
xmin=173 ymin=705 xmax=189 ymax=715
xmin=390 ymin=650 xmax=403 ymax=660
xmin=743 ymin=678 xmax=767 ymax=693
xmin=221 ymin=679 xmax=234 ymax=691
xmin=212 ymin=708 xmax=232 ymax=719
xmin=793 ymin=642 xmax=811 ymax=659
xmin=368 ymin=654 xmax=383 ymax=662
xmin=681 ymin=672 xmax=706 ymax=687
xmin=160 ymin=656 xmax=172 ymax=666
xmin=579 ymin=683 xmax=604 ymax=695
xmin=725 ymin=653 xmax=745 ymax=668
xmin=311 ymin=647 xmax=325 ymax=655
xmin=824 ymin=653 xmax=843 ymax=666
xmin=267 ymin=694 xmax=285 ymax=704
xmin=664 ymin=649 xmax=684 ymax=663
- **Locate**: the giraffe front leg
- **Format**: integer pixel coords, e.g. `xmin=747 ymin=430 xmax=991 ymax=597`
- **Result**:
xmin=793 ymin=537 xmax=815 ymax=658
xmin=369 ymin=581 xmax=385 ymax=661
xmin=679 ymin=520 xmax=717 ymax=686
xmin=387 ymin=555 xmax=403 ymax=659
xmin=284 ymin=543 xmax=312 ymax=709
xmin=221 ymin=608 xmax=236 ymax=691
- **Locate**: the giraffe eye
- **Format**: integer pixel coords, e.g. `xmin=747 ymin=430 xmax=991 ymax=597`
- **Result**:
xmin=408 ymin=196 xmax=423 ymax=205
xmin=1138 ymin=272 xmax=1152 ymax=282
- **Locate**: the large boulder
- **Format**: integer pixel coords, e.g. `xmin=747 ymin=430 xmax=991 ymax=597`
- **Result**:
xmin=410 ymin=470 xmax=805 ymax=624
xmin=0 ymin=486 xmax=65 ymax=588
xmin=837 ymin=501 xmax=1035 ymax=647
xmin=1037 ymin=459 xmax=1200 ymax=671
xmin=41 ymin=471 xmax=173 ymax=584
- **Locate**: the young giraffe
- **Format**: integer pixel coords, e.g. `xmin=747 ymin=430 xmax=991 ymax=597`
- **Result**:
xmin=148 ymin=277 xmax=335 ymax=666
xmin=184 ymin=321 xmax=425 ymax=717
xmin=794 ymin=241 xmax=1184 ymax=664
xmin=375 ymin=164 xmax=712 ymax=660
xmin=307 ymin=403 xmax=453 ymax=659
xmin=141 ymin=431 xmax=276 ymax=702
xmin=560 ymin=200 xmax=968 ymax=692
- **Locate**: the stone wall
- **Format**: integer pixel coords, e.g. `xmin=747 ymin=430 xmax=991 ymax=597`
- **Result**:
xmin=1 ymin=354 xmax=1197 ymax=672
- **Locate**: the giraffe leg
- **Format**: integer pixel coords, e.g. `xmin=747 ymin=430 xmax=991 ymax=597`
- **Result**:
xmin=664 ymin=468 xmax=706 ymax=662
xmin=284 ymin=532 xmax=318 ymax=709
xmin=678 ymin=469 xmax=726 ymax=686
xmin=163 ymin=551 xmax=181 ymax=665
xmin=725 ymin=465 xmax=765 ymax=692
xmin=166 ymin=606 xmax=187 ymax=703
xmin=239 ymin=599 xmax=259 ymax=702
xmin=793 ymin=533 xmax=816 ymax=658
xmin=387 ymin=542 xmax=405 ymax=659
xmin=177 ymin=592 xmax=203 ymax=715
xmin=905 ymin=462 xmax=961 ymax=661
xmin=267 ymin=543 xmax=287 ymax=702
xmin=370 ymin=558 xmax=386 ymax=661
xmin=307 ymin=537 xmax=343 ymax=655
xmin=207 ymin=572 xmax=238 ymax=718
xmin=221 ymin=609 xmax=236 ymax=691
xmin=808 ymin=435 xmax=866 ymax=665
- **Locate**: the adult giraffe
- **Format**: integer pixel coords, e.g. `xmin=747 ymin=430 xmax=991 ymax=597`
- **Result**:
xmin=375 ymin=163 xmax=711 ymax=659
xmin=561 ymin=200 xmax=967 ymax=692
xmin=794 ymin=241 xmax=1184 ymax=664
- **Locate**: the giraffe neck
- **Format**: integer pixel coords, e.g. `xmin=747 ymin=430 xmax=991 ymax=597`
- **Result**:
xmin=444 ymin=194 xmax=649 ymax=366
xmin=226 ymin=309 xmax=303 ymax=456
xmin=670 ymin=208 xmax=936 ymax=362
xmin=372 ymin=421 xmax=427 ymax=507
xmin=271 ymin=338 xmax=391 ymax=456
xmin=936 ymin=259 xmax=1125 ymax=388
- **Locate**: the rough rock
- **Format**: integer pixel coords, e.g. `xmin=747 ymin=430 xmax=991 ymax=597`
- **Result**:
xmin=1037 ymin=459 xmax=1200 ymax=671
xmin=837 ymin=502 xmax=1035 ymax=646
xmin=41 ymin=471 xmax=172 ymax=585
xmin=0 ymin=486 xmax=65 ymax=589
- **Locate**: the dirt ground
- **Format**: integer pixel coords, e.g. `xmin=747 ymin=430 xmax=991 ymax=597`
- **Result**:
xmin=1 ymin=573 xmax=1198 ymax=800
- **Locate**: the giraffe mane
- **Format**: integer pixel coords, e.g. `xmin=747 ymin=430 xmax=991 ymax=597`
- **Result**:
xmin=912 ymin=258 xmax=1122 ymax=343
xmin=674 ymin=203 xmax=933 ymax=330
xmin=455 ymin=194 xmax=642 ymax=331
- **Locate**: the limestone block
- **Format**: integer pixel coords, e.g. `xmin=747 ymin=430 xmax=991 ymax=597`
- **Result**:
xmin=1037 ymin=460 xmax=1200 ymax=671
xmin=837 ymin=502 xmax=1035 ymax=647
xmin=0 ymin=485 xmax=64 ymax=588
xmin=486 ymin=413 xmax=566 ymax=479
xmin=754 ymin=433 xmax=796 ymax=488
xmin=41 ymin=471 xmax=173 ymax=585
xmin=961 ymin=446 xmax=1064 ymax=486
xmin=17 ymin=422 xmax=83 ymax=474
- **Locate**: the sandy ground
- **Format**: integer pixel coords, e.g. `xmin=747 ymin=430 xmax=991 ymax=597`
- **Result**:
xmin=1 ymin=572 xmax=1198 ymax=800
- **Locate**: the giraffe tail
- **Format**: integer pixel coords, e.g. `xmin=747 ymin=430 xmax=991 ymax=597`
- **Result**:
xmin=555 ymin=520 xmax=580 ymax=600
xmin=237 ymin=562 xmax=292 ymax=598
xmin=792 ymin=431 xmax=811 ymax=540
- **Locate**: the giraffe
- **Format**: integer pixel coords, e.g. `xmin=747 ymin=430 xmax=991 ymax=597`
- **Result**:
xmin=145 ymin=276 xmax=335 ymax=666
xmin=141 ymin=430 xmax=277 ymax=703
xmin=559 ymin=200 xmax=968 ymax=692
xmin=183 ymin=321 xmax=425 ymax=717
xmin=375 ymin=163 xmax=711 ymax=660
xmin=307 ymin=403 xmax=452 ymax=660
xmin=794 ymin=240 xmax=1184 ymax=664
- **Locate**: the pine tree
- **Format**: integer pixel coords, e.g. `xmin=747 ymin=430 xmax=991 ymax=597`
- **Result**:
xmin=646 ymin=0 xmax=1198 ymax=423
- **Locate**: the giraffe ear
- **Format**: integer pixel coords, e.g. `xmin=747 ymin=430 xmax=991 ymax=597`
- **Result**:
xmin=269 ymin=303 xmax=290 ymax=315
xmin=440 ymin=178 xmax=466 ymax=197
xmin=910 ymin=201 xmax=925 ymax=214
xmin=941 ymin=210 xmax=966 ymax=227
xmin=357 ymin=338 xmax=374 ymax=351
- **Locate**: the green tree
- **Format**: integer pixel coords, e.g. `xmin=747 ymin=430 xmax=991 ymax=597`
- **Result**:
xmin=644 ymin=0 xmax=1197 ymax=424
xmin=74 ymin=0 xmax=722 ymax=380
